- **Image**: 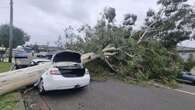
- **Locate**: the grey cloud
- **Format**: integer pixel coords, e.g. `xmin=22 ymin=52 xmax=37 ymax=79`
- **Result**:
xmin=25 ymin=0 xmax=100 ymax=24
xmin=0 ymin=0 xmax=194 ymax=47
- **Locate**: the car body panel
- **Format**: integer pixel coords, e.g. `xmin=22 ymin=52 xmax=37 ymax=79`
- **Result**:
xmin=180 ymin=72 xmax=195 ymax=84
xmin=42 ymin=73 xmax=90 ymax=91
xmin=182 ymin=74 xmax=195 ymax=82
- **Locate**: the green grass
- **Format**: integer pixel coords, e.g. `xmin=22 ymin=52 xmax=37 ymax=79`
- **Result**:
xmin=0 ymin=62 xmax=17 ymax=110
xmin=0 ymin=62 xmax=11 ymax=73
xmin=0 ymin=93 xmax=18 ymax=110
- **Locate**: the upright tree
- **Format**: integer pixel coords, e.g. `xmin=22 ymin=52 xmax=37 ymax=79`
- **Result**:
xmin=0 ymin=24 xmax=30 ymax=49
xmin=55 ymin=36 xmax=64 ymax=48
xmin=103 ymin=7 xmax=116 ymax=24
xmin=123 ymin=14 xmax=137 ymax=38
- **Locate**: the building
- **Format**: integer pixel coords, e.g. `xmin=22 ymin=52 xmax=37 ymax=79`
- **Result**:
xmin=177 ymin=46 xmax=195 ymax=61
xmin=0 ymin=47 xmax=6 ymax=62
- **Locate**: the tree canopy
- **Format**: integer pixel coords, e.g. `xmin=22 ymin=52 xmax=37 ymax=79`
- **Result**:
xmin=54 ymin=2 xmax=195 ymax=84
xmin=0 ymin=24 xmax=30 ymax=48
xmin=141 ymin=0 xmax=195 ymax=48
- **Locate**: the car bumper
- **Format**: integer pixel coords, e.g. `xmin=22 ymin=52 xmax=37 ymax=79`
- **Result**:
xmin=43 ymin=74 xmax=90 ymax=91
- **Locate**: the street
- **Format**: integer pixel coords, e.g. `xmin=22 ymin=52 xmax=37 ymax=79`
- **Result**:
xmin=23 ymin=79 xmax=195 ymax=110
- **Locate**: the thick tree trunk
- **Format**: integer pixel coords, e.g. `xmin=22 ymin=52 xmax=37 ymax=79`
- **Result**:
xmin=0 ymin=64 xmax=50 ymax=95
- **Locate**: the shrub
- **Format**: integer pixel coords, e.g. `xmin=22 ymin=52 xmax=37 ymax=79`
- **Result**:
xmin=182 ymin=54 xmax=195 ymax=72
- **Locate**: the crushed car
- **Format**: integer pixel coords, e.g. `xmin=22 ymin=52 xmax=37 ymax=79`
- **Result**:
xmin=36 ymin=51 xmax=90 ymax=94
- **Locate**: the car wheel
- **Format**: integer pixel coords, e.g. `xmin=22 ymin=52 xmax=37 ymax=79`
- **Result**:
xmin=38 ymin=79 xmax=46 ymax=95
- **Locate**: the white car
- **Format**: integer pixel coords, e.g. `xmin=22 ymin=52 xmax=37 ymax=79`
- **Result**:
xmin=37 ymin=51 xmax=90 ymax=94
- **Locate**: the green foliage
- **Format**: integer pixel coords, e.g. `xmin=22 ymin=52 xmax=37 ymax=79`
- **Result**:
xmin=0 ymin=63 xmax=17 ymax=110
xmin=85 ymin=58 xmax=112 ymax=80
xmin=0 ymin=93 xmax=18 ymax=110
xmin=0 ymin=24 xmax=30 ymax=48
xmin=143 ymin=0 xmax=195 ymax=48
xmin=0 ymin=62 xmax=11 ymax=73
xmin=117 ymin=40 xmax=182 ymax=83
xmin=56 ymin=6 xmax=188 ymax=85
xmin=183 ymin=54 xmax=195 ymax=71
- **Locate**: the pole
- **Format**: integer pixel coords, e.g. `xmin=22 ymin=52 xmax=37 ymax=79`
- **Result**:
xmin=8 ymin=0 xmax=13 ymax=63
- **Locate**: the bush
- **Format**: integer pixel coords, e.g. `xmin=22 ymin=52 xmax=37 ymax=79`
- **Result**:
xmin=85 ymin=58 xmax=113 ymax=80
xmin=183 ymin=54 xmax=195 ymax=72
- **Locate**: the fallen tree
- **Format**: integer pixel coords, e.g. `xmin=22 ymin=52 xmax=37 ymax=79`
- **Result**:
xmin=0 ymin=47 xmax=118 ymax=96
xmin=0 ymin=64 xmax=50 ymax=95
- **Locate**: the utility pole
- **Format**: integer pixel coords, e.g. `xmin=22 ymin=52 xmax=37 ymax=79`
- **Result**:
xmin=8 ymin=0 xmax=13 ymax=63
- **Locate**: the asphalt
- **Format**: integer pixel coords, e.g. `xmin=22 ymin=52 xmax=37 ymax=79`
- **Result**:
xmin=24 ymin=80 xmax=195 ymax=110
xmin=178 ymin=83 xmax=195 ymax=93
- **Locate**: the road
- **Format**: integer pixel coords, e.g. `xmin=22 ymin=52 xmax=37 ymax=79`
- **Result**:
xmin=24 ymin=80 xmax=195 ymax=110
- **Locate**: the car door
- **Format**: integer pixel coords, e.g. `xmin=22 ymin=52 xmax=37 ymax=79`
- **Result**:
xmin=182 ymin=73 xmax=195 ymax=83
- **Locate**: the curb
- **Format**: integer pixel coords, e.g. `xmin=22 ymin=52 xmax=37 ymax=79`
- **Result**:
xmin=16 ymin=92 xmax=26 ymax=110
xmin=152 ymin=83 xmax=171 ymax=89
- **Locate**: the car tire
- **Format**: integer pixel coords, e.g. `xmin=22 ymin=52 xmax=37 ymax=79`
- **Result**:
xmin=38 ymin=79 xmax=46 ymax=95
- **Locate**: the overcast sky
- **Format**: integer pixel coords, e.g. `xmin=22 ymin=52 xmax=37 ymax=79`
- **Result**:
xmin=0 ymin=0 xmax=194 ymax=47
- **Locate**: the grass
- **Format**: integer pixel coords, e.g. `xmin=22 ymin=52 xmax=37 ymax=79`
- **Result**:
xmin=0 ymin=62 xmax=18 ymax=110
xmin=0 ymin=93 xmax=18 ymax=110
xmin=0 ymin=62 xmax=11 ymax=73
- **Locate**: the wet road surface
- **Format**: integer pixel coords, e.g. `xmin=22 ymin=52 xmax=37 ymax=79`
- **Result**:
xmin=24 ymin=80 xmax=195 ymax=110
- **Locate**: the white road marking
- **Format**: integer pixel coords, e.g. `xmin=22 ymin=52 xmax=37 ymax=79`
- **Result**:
xmin=153 ymin=83 xmax=195 ymax=96
xmin=174 ymin=89 xmax=195 ymax=96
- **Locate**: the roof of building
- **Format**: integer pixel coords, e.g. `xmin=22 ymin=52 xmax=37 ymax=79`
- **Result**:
xmin=177 ymin=46 xmax=195 ymax=52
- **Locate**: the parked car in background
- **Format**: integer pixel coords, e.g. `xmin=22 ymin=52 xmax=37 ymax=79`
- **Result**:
xmin=179 ymin=72 xmax=195 ymax=84
xmin=13 ymin=46 xmax=32 ymax=69
xmin=37 ymin=51 xmax=90 ymax=94
xmin=30 ymin=58 xmax=50 ymax=66
xmin=36 ymin=52 xmax=54 ymax=60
